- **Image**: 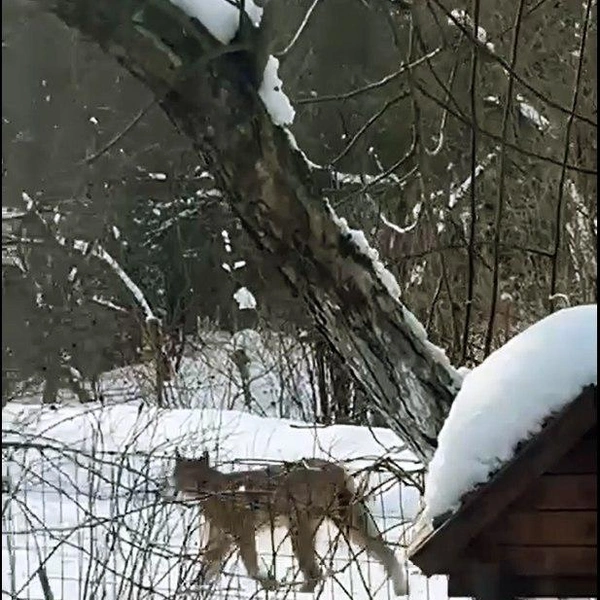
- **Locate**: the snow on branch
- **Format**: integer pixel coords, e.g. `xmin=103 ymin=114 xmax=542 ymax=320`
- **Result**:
xmin=170 ymin=0 xmax=263 ymax=45
xmin=380 ymin=205 xmax=422 ymax=235
xmin=326 ymin=200 xmax=459 ymax=380
xmin=32 ymin=0 xmax=463 ymax=459
xmin=70 ymin=239 xmax=157 ymax=323
xmin=448 ymin=8 xmax=495 ymax=54
xmin=233 ymin=286 xmax=257 ymax=310
xmin=448 ymin=152 xmax=496 ymax=209
xmin=327 ymin=200 xmax=402 ymax=301
xmin=21 ymin=192 xmax=158 ymax=324
xmin=258 ymin=56 xmax=296 ymax=127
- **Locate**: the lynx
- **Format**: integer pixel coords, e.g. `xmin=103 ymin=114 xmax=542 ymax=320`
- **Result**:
xmin=170 ymin=450 xmax=407 ymax=596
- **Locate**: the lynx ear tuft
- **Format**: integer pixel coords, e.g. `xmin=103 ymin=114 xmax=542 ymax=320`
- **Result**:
xmin=175 ymin=447 xmax=182 ymax=459
xmin=200 ymin=450 xmax=210 ymax=465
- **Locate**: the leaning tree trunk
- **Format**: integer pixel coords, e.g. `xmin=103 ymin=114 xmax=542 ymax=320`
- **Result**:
xmin=34 ymin=0 xmax=461 ymax=462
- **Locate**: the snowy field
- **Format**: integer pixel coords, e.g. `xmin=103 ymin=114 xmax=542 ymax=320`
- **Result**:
xmin=9 ymin=329 xmax=322 ymax=420
xmin=1 ymin=400 xmax=453 ymax=600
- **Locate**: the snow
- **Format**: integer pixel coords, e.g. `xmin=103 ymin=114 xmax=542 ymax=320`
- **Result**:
xmin=449 ymin=9 xmax=495 ymax=53
xmin=447 ymin=152 xmax=496 ymax=209
xmin=170 ymin=0 xmax=263 ymax=45
xmin=456 ymin=366 xmax=471 ymax=379
xmin=3 ymin=400 xmax=422 ymax=599
xmin=380 ymin=204 xmax=422 ymax=235
xmin=566 ymin=180 xmax=596 ymax=281
xmin=4 ymin=322 xmax=588 ymax=599
xmin=516 ymin=95 xmax=550 ymax=131
xmin=2 ymin=206 xmax=27 ymax=220
xmin=327 ymin=201 xmax=402 ymax=301
xmin=71 ymin=239 xmax=157 ymax=323
xmin=91 ymin=295 xmax=128 ymax=313
xmin=233 ymin=286 xmax=257 ymax=310
xmin=258 ymin=56 xmax=296 ymax=127
xmin=424 ymin=304 xmax=597 ymax=520
xmin=327 ymin=201 xmax=460 ymax=386
xmin=285 ymin=129 xmax=322 ymax=170
xmin=19 ymin=192 xmax=158 ymax=323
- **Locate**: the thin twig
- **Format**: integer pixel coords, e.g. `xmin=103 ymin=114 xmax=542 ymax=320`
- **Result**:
xmin=295 ymin=49 xmax=441 ymax=105
xmin=413 ymin=80 xmax=596 ymax=175
xmin=460 ymin=0 xmax=481 ymax=364
xmin=433 ymin=0 xmax=597 ymax=128
xmin=78 ymin=42 xmax=249 ymax=167
xmin=334 ymin=134 xmax=418 ymax=207
xmin=483 ymin=0 xmax=527 ymax=357
xmin=549 ymin=0 xmax=593 ymax=312
xmin=81 ymin=100 xmax=156 ymax=166
xmin=329 ymin=89 xmax=411 ymax=166
xmin=275 ymin=0 xmax=321 ymax=59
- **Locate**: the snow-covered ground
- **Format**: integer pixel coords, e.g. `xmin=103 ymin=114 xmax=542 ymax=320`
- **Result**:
xmin=10 ymin=329 xmax=319 ymax=420
xmin=1 ymin=400 xmax=447 ymax=600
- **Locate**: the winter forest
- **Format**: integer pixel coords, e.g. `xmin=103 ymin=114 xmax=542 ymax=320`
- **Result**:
xmin=2 ymin=0 xmax=597 ymax=599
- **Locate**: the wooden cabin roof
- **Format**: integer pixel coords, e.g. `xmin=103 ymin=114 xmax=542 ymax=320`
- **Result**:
xmin=409 ymin=384 xmax=597 ymax=598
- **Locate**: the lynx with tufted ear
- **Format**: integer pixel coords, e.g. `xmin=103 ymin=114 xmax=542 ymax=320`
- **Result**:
xmin=170 ymin=455 xmax=407 ymax=596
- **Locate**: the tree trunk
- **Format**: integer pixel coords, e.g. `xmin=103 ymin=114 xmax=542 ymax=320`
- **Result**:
xmin=329 ymin=350 xmax=351 ymax=423
xmin=315 ymin=338 xmax=330 ymax=424
xmin=34 ymin=0 xmax=461 ymax=462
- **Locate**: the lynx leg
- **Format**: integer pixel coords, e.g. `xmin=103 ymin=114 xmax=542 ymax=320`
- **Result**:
xmin=334 ymin=503 xmax=407 ymax=597
xmin=199 ymin=525 xmax=233 ymax=584
xmin=234 ymin=525 xmax=279 ymax=591
xmin=347 ymin=525 xmax=406 ymax=596
xmin=288 ymin=517 xmax=322 ymax=593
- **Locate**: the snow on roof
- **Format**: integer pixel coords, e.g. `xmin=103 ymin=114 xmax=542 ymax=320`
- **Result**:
xmin=423 ymin=304 xmax=597 ymax=520
xmin=169 ymin=0 xmax=263 ymax=45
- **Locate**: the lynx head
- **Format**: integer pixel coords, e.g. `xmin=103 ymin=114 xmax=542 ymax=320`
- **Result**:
xmin=171 ymin=448 xmax=212 ymax=497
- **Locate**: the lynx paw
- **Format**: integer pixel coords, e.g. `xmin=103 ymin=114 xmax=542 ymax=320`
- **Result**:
xmin=299 ymin=570 xmax=323 ymax=593
xmin=299 ymin=580 xmax=318 ymax=593
xmin=258 ymin=574 xmax=279 ymax=591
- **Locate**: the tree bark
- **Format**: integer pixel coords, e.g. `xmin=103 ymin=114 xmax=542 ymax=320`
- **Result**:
xmin=33 ymin=0 xmax=461 ymax=462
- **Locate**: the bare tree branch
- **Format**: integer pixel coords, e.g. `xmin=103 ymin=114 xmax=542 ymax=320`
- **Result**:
xmin=549 ymin=0 xmax=594 ymax=312
xmin=484 ymin=0 xmax=527 ymax=358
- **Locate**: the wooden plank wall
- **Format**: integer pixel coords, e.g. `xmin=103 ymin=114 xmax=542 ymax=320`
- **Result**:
xmin=467 ymin=427 xmax=597 ymax=596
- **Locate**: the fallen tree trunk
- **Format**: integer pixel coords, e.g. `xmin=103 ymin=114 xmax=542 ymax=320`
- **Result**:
xmin=34 ymin=0 xmax=460 ymax=462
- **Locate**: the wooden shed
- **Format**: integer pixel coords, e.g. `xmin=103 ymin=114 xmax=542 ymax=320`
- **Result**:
xmin=409 ymin=384 xmax=597 ymax=599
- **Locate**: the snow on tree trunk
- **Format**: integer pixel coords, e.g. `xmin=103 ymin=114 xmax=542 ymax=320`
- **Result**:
xmin=37 ymin=0 xmax=459 ymax=461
